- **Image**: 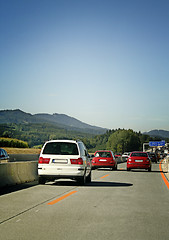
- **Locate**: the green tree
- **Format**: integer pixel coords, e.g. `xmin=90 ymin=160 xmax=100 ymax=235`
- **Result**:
xmin=107 ymin=129 xmax=141 ymax=153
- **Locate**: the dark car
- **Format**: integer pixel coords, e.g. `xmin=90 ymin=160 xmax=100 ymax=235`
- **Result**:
xmin=115 ymin=153 xmax=122 ymax=158
xmin=0 ymin=148 xmax=9 ymax=161
xmin=147 ymin=152 xmax=158 ymax=163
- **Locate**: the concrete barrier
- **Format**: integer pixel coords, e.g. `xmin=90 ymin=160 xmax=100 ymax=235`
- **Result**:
xmin=0 ymin=156 xmax=128 ymax=188
xmin=9 ymin=154 xmax=39 ymax=162
xmin=0 ymin=161 xmax=38 ymax=188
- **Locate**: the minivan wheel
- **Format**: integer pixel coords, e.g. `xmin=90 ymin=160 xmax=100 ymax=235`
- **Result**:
xmin=86 ymin=171 xmax=91 ymax=183
xmin=77 ymin=174 xmax=86 ymax=186
xmin=38 ymin=176 xmax=46 ymax=184
xmin=112 ymin=164 xmax=117 ymax=170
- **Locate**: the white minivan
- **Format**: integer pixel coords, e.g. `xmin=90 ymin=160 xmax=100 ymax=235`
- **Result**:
xmin=38 ymin=140 xmax=92 ymax=185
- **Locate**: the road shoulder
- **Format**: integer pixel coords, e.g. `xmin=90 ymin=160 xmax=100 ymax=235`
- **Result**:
xmin=161 ymin=157 xmax=169 ymax=182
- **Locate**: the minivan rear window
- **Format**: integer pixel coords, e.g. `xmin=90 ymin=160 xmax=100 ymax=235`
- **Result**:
xmin=42 ymin=142 xmax=79 ymax=155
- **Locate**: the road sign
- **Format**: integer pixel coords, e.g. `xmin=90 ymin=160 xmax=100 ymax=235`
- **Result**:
xmin=149 ymin=140 xmax=165 ymax=147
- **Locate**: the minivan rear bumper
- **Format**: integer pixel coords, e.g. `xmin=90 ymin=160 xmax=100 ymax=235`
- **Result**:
xmin=38 ymin=164 xmax=85 ymax=178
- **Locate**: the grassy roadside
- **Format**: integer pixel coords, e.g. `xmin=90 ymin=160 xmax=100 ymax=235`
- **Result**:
xmin=3 ymin=147 xmax=41 ymax=154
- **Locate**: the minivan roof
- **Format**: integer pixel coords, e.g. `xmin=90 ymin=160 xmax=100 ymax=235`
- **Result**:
xmin=44 ymin=139 xmax=81 ymax=144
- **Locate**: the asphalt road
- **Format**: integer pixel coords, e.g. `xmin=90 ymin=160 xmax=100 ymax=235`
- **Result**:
xmin=0 ymin=162 xmax=169 ymax=240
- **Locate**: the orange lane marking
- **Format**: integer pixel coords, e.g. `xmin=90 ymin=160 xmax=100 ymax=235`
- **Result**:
xmin=47 ymin=191 xmax=77 ymax=205
xmin=100 ymin=174 xmax=110 ymax=179
xmin=159 ymin=160 xmax=169 ymax=189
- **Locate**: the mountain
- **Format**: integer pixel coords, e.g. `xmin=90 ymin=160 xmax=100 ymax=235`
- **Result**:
xmin=0 ymin=109 xmax=107 ymax=134
xmin=34 ymin=113 xmax=106 ymax=132
xmin=143 ymin=130 xmax=169 ymax=139
xmin=0 ymin=109 xmax=41 ymax=124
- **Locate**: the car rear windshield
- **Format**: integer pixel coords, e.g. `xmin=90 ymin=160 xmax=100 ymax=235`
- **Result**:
xmin=42 ymin=142 xmax=79 ymax=155
xmin=95 ymin=152 xmax=111 ymax=157
xmin=131 ymin=152 xmax=147 ymax=157
xmin=149 ymin=153 xmax=155 ymax=156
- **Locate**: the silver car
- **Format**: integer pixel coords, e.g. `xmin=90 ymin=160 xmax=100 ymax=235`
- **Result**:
xmin=38 ymin=140 xmax=92 ymax=185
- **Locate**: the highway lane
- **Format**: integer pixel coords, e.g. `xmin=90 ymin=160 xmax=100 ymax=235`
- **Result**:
xmin=0 ymin=162 xmax=169 ymax=240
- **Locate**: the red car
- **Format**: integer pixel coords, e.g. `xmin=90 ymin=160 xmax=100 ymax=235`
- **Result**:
xmin=92 ymin=150 xmax=117 ymax=170
xmin=127 ymin=151 xmax=151 ymax=171
xmin=115 ymin=153 xmax=122 ymax=158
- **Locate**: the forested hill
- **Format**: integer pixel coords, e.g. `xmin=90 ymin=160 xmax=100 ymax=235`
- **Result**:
xmin=0 ymin=109 xmax=107 ymax=135
xmin=143 ymin=130 xmax=169 ymax=139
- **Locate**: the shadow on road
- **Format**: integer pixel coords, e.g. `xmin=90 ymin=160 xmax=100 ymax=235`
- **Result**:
xmin=49 ymin=180 xmax=133 ymax=187
xmin=126 ymin=169 xmax=163 ymax=173
xmin=0 ymin=181 xmax=38 ymax=196
xmin=94 ymin=168 xmax=163 ymax=173
xmin=86 ymin=181 xmax=133 ymax=187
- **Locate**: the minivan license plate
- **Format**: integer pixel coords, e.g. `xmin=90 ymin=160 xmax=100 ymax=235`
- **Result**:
xmin=52 ymin=159 xmax=68 ymax=164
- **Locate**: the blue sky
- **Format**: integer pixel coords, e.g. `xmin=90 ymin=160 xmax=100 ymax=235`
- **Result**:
xmin=0 ymin=0 xmax=169 ymax=132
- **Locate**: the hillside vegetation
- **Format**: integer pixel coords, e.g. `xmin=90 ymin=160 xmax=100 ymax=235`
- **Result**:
xmin=1 ymin=109 xmax=168 ymax=153
xmin=0 ymin=137 xmax=28 ymax=148
xmin=0 ymin=109 xmax=107 ymax=134
xmin=0 ymin=123 xmax=95 ymax=147
xmin=3 ymin=147 xmax=40 ymax=154
xmin=0 ymin=127 xmax=166 ymax=153
xmin=83 ymin=129 xmax=163 ymax=153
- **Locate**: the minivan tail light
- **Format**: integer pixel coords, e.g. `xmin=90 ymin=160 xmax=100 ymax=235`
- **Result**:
xmin=70 ymin=158 xmax=83 ymax=165
xmin=38 ymin=157 xmax=50 ymax=164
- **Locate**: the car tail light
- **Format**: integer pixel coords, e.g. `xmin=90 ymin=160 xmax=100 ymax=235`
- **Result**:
xmin=70 ymin=158 xmax=83 ymax=165
xmin=38 ymin=157 xmax=50 ymax=164
xmin=128 ymin=158 xmax=132 ymax=162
